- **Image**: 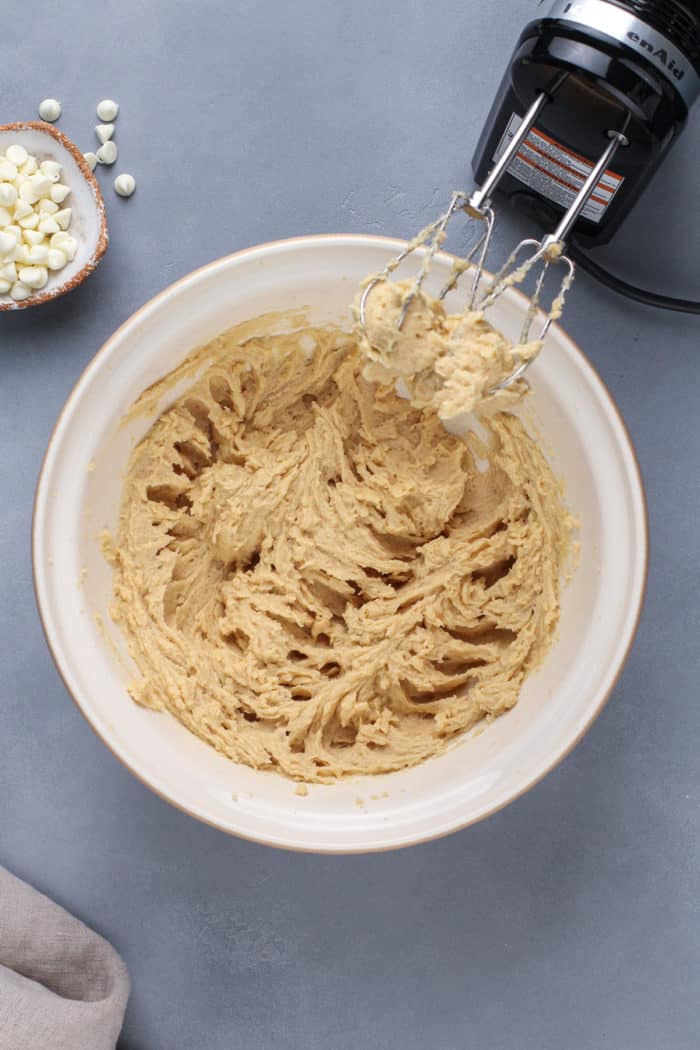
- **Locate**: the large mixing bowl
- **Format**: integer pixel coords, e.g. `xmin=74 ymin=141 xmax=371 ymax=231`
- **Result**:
xmin=32 ymin=235 xmax=647 ymax=852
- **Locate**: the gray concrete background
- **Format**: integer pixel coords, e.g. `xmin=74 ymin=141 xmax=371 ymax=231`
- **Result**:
xmin=2 ymin=1 xmax=699 ymax=1047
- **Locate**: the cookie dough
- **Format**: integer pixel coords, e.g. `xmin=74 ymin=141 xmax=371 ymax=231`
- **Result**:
xmin=106 ymin=322 xmax=572 ymax=782
xmin=356 ymin=278 xmax=539 ymax=420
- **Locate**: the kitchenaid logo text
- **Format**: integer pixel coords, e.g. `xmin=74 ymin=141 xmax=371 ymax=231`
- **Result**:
xmin=547 ymin=0 xmax=700 ymax=104
xmin=626 ymin=31 xmax=685 ymax=81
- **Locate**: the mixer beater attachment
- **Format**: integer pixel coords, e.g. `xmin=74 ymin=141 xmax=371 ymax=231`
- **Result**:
xmin=359 ymin=89 xmax=629 ymax=392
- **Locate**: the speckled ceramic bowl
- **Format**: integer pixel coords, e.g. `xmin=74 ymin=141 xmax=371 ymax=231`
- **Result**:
xmin=0 ymin=122 xmax=107 ymax=311
xmin=32 ymin=236 xmax=648 ymax=852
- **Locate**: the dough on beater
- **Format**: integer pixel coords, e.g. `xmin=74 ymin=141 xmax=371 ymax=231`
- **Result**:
xmin=105 ymin=323 xmax=572 ymax=782
xmin=355 ymin=278 xmax=539 ymax=420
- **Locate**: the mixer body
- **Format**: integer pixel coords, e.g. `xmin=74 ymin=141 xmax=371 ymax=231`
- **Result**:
xmin=472 ymin=0 xmax=700 ymax=245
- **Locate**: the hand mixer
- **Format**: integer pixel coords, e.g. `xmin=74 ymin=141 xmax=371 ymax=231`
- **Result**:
xmin=360 ymin=0 xmax=700 ymax=391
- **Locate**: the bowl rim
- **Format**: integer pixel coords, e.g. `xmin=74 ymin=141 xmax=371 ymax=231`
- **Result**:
xmin=32 ymin=233 xmax=649 ymax=853
xmin=0 ymin=121 xmax=108 ymax=312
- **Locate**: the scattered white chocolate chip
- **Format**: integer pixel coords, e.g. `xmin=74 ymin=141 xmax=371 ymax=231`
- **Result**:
xmin=96 ymin=141 xmax=117 ymax=165
xmin=0 ymin=261 xmax=18 ymax=281
xmin=113 ymin=172 xmax=135 ymax=198
xmin=95 ymin=123 xmax=115 ymax=144
xmin=23 ymin=229 xmax=45 ymax=245
xmin=84 ymin=151 xmax=98 ymax=171
xmin=96 ymin=99 xmax=119 ymax=122
xmin=10 ymin=281 xmax=32 ymax=300
xmin=38 ymin=98 xmax=62 ymax=122
xmin=6 ymin=144 xmax=27 ymax=166
xmin=38 ymin=199 xmax=59 ymax=214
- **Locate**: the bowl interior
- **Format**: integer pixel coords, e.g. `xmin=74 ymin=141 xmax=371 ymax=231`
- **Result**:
xmin=33 ymin=236 xmax=647 ymax=852
xmin=0 ymin=123 xmax=106 ymax=310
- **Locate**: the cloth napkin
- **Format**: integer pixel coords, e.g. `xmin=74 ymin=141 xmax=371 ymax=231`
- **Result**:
xmin=0 ymin=866 xmax=129 ymax=1049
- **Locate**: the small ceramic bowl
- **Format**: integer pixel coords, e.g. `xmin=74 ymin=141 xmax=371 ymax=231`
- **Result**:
xmin=0 ymin=122 xmax=108 ymax=311
xmin=33 ymin=236 xmax=648 ymax=853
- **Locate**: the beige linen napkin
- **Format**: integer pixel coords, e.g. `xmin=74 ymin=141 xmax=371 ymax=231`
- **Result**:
xmin=0 ymin=866 xmax=129 ymax=1049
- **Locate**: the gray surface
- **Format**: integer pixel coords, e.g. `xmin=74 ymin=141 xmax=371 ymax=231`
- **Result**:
xmin=1 ymin=1 xmax=699 ymax=1047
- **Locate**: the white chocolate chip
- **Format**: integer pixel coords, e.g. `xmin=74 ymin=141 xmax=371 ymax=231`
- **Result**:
xmin=113 ymin=172 xmax=136 ymax=198
xmin=18 ymin=212 xmax=40 ymax=230
xmin=30 ymin=173 xmax=52 ymax=199
xmin=96 ymin=99 xmax=119 ymax=122
xmin=24 ymin=244 xmax=50 ymax=265
xmin=0 ymin=160 xmax=18 ymax=181
xmin=95 ymin=123 xmax=115 ymax=144
xmin=47 ymin=248 xmax=67 ymax=270
xmin=10 ymin=280 xmax=32 ymax=300
xmin=38 ymin=98 xmax=62 ymax=122
xmin=38 ymin=217 xmax=61 ymax=235
xmin=0 ymin=230 xmax=16 ymax=256
xmin=96 ymin=141 xmax=117 ymax=165
xmin=0 ymin=261 xmax=18 ymax=281
xmin=84 ymin=151 xmax=98 ymax=171
xmin=23 ymin=229 xmax=45 ymax=245
xmin=19 ymin=155 xmax=38 ymax=176
xmin=38 ymin=199 xmax=59 ymax=214
xmin=18 ymin=264 xmax=48 ymax=289
xmin=0 ymin=278 xmax=10 ymax=294
xmin=18 ymin=182 xmax=39 ymax=205
xmin=19 ymin=179 xmax=46 ymax=205
xmin=50 ymin=183 xmax=71 ymax=203
xmin=13 ymin=243 xmax=31 ymax=264
xmin=18 ymin=182 xmax=41 ymax=204
xmin=0 ymin=183 xmax=17 ymax=208
xmin=5 ymin=144 xmax=27 ymax=166
xmin=61 ymin=238 xmax=77 ymax=262
xmin=50 ymin=232 xmax=77 ymax=260
xmin=13 ymin=199 xmax=33 ymax=220
xmin=0 ymin=207 xmax=11 ymax=227
xmin=54 ymin=208 xmax=72 ymax=230
xmin=39 ymin=159 xmax=62 ymax=182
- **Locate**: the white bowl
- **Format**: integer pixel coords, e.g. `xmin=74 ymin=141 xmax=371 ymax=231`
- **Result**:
xmin=33 ymin=235 xmax=647 ymax=853
xmin=0 ymin=122 xmax=107 ymax=311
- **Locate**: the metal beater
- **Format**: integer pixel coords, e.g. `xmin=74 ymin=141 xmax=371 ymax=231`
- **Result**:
xmin=360 ymin=0 xmax=700 ymax=382
xmin=359 ymin=90 xmax=630 ymax=392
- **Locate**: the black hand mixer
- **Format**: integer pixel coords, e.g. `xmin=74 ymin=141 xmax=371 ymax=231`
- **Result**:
xmin=360 ymin=0 xmax=700 ymax=390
